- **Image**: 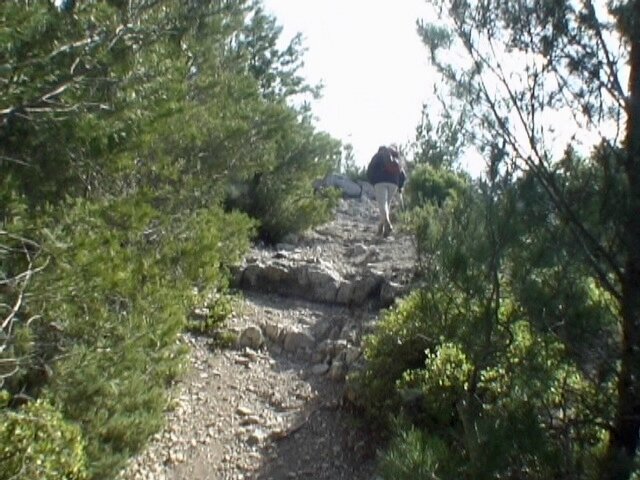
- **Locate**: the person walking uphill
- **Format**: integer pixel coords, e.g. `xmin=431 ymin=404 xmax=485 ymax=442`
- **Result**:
xmin=367 ymin=145 xmax=406 ymax=237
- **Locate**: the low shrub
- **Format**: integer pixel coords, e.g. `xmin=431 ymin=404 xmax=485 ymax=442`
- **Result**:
xmin=403 ymin=164 xmax=468 ymax=209
xmin=0 ymin=399 xmax=87 ymax=480
xmin=378 ymin=422 xmax=455 ymax=480
xmin=4 ymin=196 xmax=254 ymax=478
xmin=352 ymin=171 xmax=616 ymax=479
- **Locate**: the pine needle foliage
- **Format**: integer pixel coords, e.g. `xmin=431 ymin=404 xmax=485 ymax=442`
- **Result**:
xmin=0 ymin=399 xmax=88 ymax=480
xmin=1 ymin=0 xmax=338 ymax=477
xmin=353 ymin=155 xmax=619 ymax=479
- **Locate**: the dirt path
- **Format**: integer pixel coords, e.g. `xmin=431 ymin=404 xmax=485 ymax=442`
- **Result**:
xmin=118 ymin=198 xmax=414 ymax=480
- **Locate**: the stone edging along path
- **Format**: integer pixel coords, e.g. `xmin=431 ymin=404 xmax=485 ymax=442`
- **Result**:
xmin=118 ymin=198 xmax=416 ymax=480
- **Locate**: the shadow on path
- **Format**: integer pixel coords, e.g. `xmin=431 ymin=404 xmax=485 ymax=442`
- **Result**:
xmin=244 ymin=293 xmax=381 ymax=480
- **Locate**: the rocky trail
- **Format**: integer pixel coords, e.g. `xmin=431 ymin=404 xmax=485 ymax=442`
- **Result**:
xmin=118 ymin=196 xmax=416 ymax=480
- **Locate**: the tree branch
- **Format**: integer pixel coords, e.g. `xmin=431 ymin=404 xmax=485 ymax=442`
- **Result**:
xmin=452 ymin=15 xmax=625 ymax=300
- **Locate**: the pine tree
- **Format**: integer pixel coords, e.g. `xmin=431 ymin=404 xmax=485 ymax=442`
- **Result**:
xmin=1 ymin=0 xmax=341 ymax=477
xmin=418 ymin=0 xmax=640 ymax=477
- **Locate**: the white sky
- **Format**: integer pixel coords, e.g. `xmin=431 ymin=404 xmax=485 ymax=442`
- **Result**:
xmin=262 ymin=0 xmax=439 ymax=168
xmin=261 ymin=1 xmax=623 ymax=177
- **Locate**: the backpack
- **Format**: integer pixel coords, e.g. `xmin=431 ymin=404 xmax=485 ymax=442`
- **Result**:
xmin=367 ymin=146 xmax=401 ymax=183
xmin=384 ymin=156 xmax=401 ymax=176
xmin=366 ymin=149 xmax=387 ymax=183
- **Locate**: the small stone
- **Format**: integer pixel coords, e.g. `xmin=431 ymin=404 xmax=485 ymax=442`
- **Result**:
xmin=242 ymin=348 xmax=259 ymax=362
xmin=328 ymin=361 xmax=345 ymax=381
xmin=263 ymin=322 xmax=281 ymax=342
xmin=248 ymin=428 xmax=268 ymax=445
xmin=283 ymin=330 xmax=315 ymax=353
xmin=241 ymin=415 xmax=262 ymax=426
xmin=270 ymin=428 xmax=287 ymax=440
xmin=236 ymin=406 xmax=254 ymax=416
xmin=168 ymin=451 xmax=184 ymax=465
xmin=190 ymin=307 xmax=210 ymax=320
xmin=234 ymin=356 xmax=251 ymax=366
xmin=238 ymin=326 xmax=264 ymax=349
xmin=311 ymin=363 xmax=330 ymax=376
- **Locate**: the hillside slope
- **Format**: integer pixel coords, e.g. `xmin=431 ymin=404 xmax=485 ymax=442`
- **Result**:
xmin=119 ymin=197 xmax=416 ymax=480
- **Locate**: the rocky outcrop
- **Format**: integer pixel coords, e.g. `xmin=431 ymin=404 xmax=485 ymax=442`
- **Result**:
xmin=234 ymin=197 xmax=414 ymax=308
xmin=230 ymin=197 xmax=415 ymax=383
xmin=313 ymin=174 xmax=375 ymax=200
xmin=235 ymin=255 xmax=404 ymax=307
xmin=119 ymin=196 xmax=415 ymax=480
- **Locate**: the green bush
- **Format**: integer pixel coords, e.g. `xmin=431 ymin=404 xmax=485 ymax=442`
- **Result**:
xmin=226 ymin=117 xmax=341 ymax=243
xmin=186 ymin=293 xmax=237 ymax=335
xmin=404 ymin=164 xmax=469 ymax=209
xmin=353 ymin=169 xmax=616 ymax=479
xmin=358 ymin=288 xmax=610 ymax=479
xmin=0 ymin=399 xmax=87 ymax=480
xmin=0 ymin=2 xmax=344 ymax=478
xmin=378 ymin=422 xmax=457 ymax=480
xmin=16 ymin=197 xmax=254 ymax=478
xmin=350 ymin=289 xmax=478 ymax=426
xmin=246 ymin=173 xmax=338 ymax=242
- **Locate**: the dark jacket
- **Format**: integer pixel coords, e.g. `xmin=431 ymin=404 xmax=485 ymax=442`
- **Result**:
xmin=367 ymin=146 xmax=404 ymax=186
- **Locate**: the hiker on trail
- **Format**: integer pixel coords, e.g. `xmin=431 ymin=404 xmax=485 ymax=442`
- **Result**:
xmin=366 ymin=145 xmax=406 ymax=237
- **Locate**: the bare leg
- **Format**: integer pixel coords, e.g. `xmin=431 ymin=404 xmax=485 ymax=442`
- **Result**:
xmin=374 ymin=183 xmax=388 ymax=237
xmin=385 ymin=184 xmax=398 ymax=237
xmin=375 ymin=183 xmax=397 ymax=237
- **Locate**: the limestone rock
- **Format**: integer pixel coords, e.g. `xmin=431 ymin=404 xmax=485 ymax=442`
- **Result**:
xmin=236 ymin=406 xmax=254 ymax=417
xmin=380 ymin=280 xmax=407 ymax=307
xmin=344 ymin=346 xmax=361 ymax=366
xmin=357 ymin=180 xmax=376 ymax=199
xmin=283 ymin=329 xmax=315 ymax=353
xmin=238 ymin=326 xmax=263 ymax=349
xmin=328 ymin=361 xmax=346 ymax=381
xmin=311 ymin=363 xmax=330 ymax=376
xmin=247 ymin=428 xmax=268 ymax=445
xmin=263 ymin=322 xmax=282 ymax=343
xmin=314 ymin=174 xmax=363 ymax=198
xmin=348 ymin=243 xmax=368 ymax=257
xmin=275 ymin=243 xmax=296 ymax=252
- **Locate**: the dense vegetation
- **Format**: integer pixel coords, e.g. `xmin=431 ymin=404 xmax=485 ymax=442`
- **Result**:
xmin=0 ymin=1 xmax=339 ymax=478
xmin=353 ymin=1 xmax=640 ymax=479
xmin=3 ymin=1 xmax=640 ymax=479
xmin=356 ymin=153 xmax=621 ymax=478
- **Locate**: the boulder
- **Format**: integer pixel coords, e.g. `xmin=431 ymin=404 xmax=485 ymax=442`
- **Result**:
xmin=380 ymin=280 xmax=407 ymax=307
xmin=311 ymin=363 xmax=330 ymax=376
xmin=283 ymin=329 xmax=315 ymax=353
xmin=238 ymin=326 xmax=264 ymax=349
xmin=262 ymin=322 xmax=282 ymax=343
xmin=357 ymin=181 xmax=376 ymax=200
xmin=328 ymin=361 xmax=346 ymax=381
xmin=244 ymin=259 xmax=384 ymax=307
xmin=315 ymin=174 xmax=363 ymax=198
xmin=297 ymin=262 xmax=341 ymax=303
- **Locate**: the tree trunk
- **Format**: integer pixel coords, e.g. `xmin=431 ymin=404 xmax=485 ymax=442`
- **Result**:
xmin=603 ymin=4 xmax=640 ymax=477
